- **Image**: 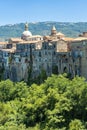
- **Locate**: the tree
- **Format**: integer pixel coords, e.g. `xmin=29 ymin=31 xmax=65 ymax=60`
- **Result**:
xmin=0 ymin=80 xmax=14 ymax=102
xmin=0 ymin=74 xmax=87 ymax=129
xmin=69 ymin=119 xmax=85 ymax=130
xmin=52 ymin=65 xmax=58 ymax=74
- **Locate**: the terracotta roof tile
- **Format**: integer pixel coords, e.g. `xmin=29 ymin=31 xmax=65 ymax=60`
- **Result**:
xmin=61 ymin=37 xmax=74 ymax=42
xmin=73 ymin=37 xmax=87 ymax=41
xmin=0 ymin=42 xmax=8 ymax=44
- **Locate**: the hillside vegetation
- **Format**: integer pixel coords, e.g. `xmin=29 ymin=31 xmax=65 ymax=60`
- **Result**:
xmin=0 ymin=74 xmax=87 ymax=129
xmin=1 ymin=22 xmax=87 ymax=40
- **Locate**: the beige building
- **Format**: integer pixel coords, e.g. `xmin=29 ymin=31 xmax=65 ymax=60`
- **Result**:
xmin=1 ymin=23 xmax=87 ymax=81
xmin=0 ymin=23 xmax=43 ymax=81
xmin=69 ymin=35 xmax=87 ymax=78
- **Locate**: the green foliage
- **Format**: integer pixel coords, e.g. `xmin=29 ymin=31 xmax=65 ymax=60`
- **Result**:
xmin=69 ymin=119 xmax=85 ymax=130
xmin=0 ymin=74 xmax=87 ymax=129
xmin=0 ymin=80 xmax=29 ymax=102
xmin=52 ymin=65 xmax=58 ymax=74
xmin=28 ymin=68 xmax=47 ymax=85
xmin=0 ymin=80 xmax=14 ymax=101
xmin=35 ymin=69 xmax=47 ymax=84
xmin=0 ymin=67 xmax=4 ymax=81
xmin=27 ymin=67 xmax=32 ymax=85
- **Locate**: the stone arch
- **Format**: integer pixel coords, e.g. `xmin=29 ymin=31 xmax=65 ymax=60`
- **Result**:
xmin=63 ymin=66 xmax=68 ymax=73
xmin=52 ymin=65 xmax=58 ymax=74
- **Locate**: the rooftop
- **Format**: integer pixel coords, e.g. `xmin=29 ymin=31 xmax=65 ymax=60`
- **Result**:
xmin=18 ymin=40 xmax=43 ymax=44
xmin=73 ymin=37 xmax=87 ymax=42
xmin=0 ymin=41 xmax=8 ymax=44
xmin=61 ymin=37 xmax=74 ymax=42
xmin=1 ymin=47 xmax=16 ymax=53
xmin=56 ymin=32 xmax=65 ymax=36
xmin=9 ymin=38 xmax=23 ymax=42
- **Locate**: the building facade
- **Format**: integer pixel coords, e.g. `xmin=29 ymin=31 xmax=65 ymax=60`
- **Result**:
xmin=1 ymin=23 xmax=87 ymax=81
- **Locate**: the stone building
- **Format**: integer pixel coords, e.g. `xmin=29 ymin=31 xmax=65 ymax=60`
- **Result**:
xmin=32 ymin=26 xmax=74 ymax=77
xmin=1 ymin=23 xmax=43 ymax=81
xmin=69 ymin=35 xmax=87 ymax=78
xmin=1 ymin=23 xmax=87 ymax=81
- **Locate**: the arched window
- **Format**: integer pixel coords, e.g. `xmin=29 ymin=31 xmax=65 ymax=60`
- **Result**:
xmin=63 ymin=67 xmax=67 ymax=73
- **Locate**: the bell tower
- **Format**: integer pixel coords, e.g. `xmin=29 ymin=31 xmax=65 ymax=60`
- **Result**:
xmin=51 ymin=25 xmax=57 ymax=36
xmin=25 ymin=22 xmax=28 ymax=31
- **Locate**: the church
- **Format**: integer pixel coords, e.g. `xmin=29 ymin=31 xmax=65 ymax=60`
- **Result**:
xmin=0 ymin=23 xmax=87 ymax=81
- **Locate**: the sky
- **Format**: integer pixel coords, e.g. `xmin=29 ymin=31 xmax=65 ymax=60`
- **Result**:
xmin=0 ymin=0 xmax=87 ymax=25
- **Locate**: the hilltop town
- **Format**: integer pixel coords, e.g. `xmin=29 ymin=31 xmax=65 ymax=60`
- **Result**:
xmin=0 ymin=22 xmax=87 ymax=82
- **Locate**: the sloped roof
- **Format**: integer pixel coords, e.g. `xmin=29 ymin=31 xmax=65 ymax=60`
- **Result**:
xmin=73 ymin=37 xmax=87 ymax=41
xmin=56 ymin=32 xmax=65 ymax=36
xmin=18 ymin=40 xmax=43 ymax=44
xmin=1 ymin=47 xmax=16 ymax=53
xmin=0 ymin=42 xmax=8 ymax=44
xmin=61 ymin=37 xmax=74 ymax=42
xmin=9 ymin=38 xmax=23 ymax=42
xmin=51 ymin=25 xmax=56 ymax=30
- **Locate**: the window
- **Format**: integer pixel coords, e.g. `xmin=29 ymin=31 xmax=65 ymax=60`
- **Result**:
xmin=19 ymin=58 xmax=21 ymax=62
xmin=39 ymin=58 xmax=41 ymax=62
xmin=44 ymin=43 xmax=47 ymax=49
xmin=53 ymin=51 xmax=56 ymax=55
xmin=39 ymin=51 xmax=41 ymax=57
xmin=45 ymin=51 xmax=47 ymax=55
xmin=54 ymin=44 xmax=56 ymax=48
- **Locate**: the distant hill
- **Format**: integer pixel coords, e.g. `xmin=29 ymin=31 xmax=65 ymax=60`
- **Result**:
xmin=0 ymin=22 xmax=87 ymax=41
